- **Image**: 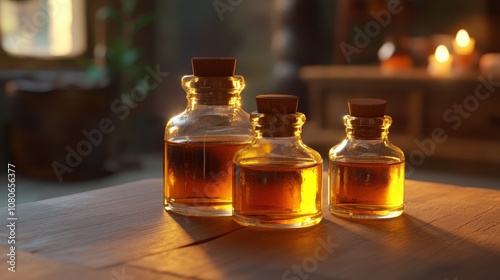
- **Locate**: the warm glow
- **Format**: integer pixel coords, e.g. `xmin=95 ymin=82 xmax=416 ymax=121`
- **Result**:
xmin=378 ymin=42 xmax=395 ymax=61
xmin=0 ymin=0 xmax=86 ymax=58
xmin=452 ymin=28 xmax=475 ymax=56
xmin=456 ymin=29 xmax=470 ymax=47
xmin=435 ymin=45 xmax=450 ymax=62
xmin=49 ymin=0 xmax=73 ymax=56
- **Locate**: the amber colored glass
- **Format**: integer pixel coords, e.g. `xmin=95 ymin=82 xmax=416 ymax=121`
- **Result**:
xmin=233 ymin=111 xmax=323 ymax=228
xmin=164 ymin=74 xmax=253 ymax=216
xmin=329 ymin=115 xmax=405 ymax=219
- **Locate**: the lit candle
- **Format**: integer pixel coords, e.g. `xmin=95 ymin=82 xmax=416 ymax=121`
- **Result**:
xmin=452 ymin=29 xmax=476 ymax=71
xmin=428 ymin=45 xmax=454 ymax=77
xmin=452 ymin=29 xmax=475 ymax=55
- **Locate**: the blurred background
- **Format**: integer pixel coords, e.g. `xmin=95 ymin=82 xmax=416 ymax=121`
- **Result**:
xmin=1 ymin=0 xmax=499 ymax=205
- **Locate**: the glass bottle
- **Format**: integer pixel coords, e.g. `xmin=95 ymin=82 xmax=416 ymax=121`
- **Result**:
xmin=233 ymin=94 xmax=323 ymax=228
xmin=164 ymin=57 xmax=253 ymax=216
xmin=329 ymin=99 xmax=405 ymax=219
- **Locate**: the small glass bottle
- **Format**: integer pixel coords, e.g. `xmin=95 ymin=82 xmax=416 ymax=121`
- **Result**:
xmin=233 ymin=94 xmax=323 ymax=228
xmin=164 ymin=57 xmax=253 ymax=216
xmin=329 ymin=99 xmax=405 ymax=219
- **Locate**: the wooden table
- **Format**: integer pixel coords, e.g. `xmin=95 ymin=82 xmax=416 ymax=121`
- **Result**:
xmin=1 ymin=178 xmax=499 ymax=280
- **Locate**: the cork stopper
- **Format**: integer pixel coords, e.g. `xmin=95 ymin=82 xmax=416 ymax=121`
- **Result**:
xmin=256 ymin=94 xmax=298 ymax=114
xmin=191 ymin=57 xmax=236 ymax=76
xmin=348 ymin=98 xmax=387 ymax=117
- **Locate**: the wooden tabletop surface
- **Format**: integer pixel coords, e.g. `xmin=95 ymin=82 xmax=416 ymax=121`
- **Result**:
xmin=1 ymin=177 xmax=499 ymax=280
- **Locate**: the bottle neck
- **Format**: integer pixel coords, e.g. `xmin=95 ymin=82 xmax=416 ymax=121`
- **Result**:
xmin=344 ymin=115 xmax=391 ymax=140
xmin=182 ymin=75 xmax=244 ymax=108
xmin=251 ymin=112 xmax=305 ymax=138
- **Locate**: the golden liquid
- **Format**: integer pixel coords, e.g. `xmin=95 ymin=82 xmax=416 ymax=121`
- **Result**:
xmin=329 ymin=161 xmax=404 ymax=218
xmin=164 ymin=139 xmax=249 ymax=216
xmin=233 ymin=163 xmax=322 ymax=228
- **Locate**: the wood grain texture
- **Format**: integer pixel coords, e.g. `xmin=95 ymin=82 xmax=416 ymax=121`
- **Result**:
xmin=0 ymin=246 xmax=185 ymax=280
xmin=129 ymin=180 xmax=500 ymax=280
xmin=0 ymin=179 xmax=242 ymax=269
xmin=1 ymin=178 xmax=499 ymax=280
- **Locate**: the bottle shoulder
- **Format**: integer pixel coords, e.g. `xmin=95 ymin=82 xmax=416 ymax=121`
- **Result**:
xmin=167 ymin=106 xmax=250 ymax=125
xmin=329 ymin=139 xmax=404 ymax=162
xmin=165 ymin=107 xmax=252 ymax=140
xmin=235 ymin=138 xmax=323 ymax=167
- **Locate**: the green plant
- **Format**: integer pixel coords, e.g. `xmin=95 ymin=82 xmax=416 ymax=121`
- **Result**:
xmin=86 ymin=0 xmax=154 ymax=101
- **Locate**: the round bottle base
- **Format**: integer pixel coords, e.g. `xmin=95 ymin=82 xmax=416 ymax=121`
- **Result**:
xmin=329 ymin=204 xmax=403 ymax=219
xmin=232 ymin=211 xmax=322 ymax=228
xmin=164 ymin=199 xmax=232 ymax=217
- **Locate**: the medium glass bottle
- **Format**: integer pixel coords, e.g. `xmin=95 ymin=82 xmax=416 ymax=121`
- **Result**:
xmin=164 ymin=57 xmax=253 ymax=216
xmin=329 ymin=99 xmax=405 ymax=219
xmin=233 ymin=94 xmax=323 ymax=228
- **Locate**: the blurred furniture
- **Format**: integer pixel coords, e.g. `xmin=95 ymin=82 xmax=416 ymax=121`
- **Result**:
xmin=1 ymin=177 xmax=499 ymax=279
xmin=271 ymin=0 xmax=324 ymax=114
xmin=300 ymin=65 xmax=500 ymax=164
xmin=6 ymin=73 xmax=112 ymax=181
xmin=332 ymin=0 xmax=415 ymax=65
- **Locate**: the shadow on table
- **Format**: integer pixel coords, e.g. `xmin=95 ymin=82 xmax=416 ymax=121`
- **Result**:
xmin=160 ymin=212 xmax=500 ymax=279
xmin=317 ymin=213 xmax=500 ymax=279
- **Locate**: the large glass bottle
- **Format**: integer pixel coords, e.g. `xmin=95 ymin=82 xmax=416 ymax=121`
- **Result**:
xmin=164 ymin=57 xmax=253 ymax=216
xmin=329 ymin=98 xmax=405 ymax=219
xmin=233 ymin=94 xmax=323 ymax=228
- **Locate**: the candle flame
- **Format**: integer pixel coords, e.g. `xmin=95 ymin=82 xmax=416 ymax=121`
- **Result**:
xmin=456 ymin=29 xmax=470 ymax=47
xmin=435 ymin=45 xmax=450 ymax=62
